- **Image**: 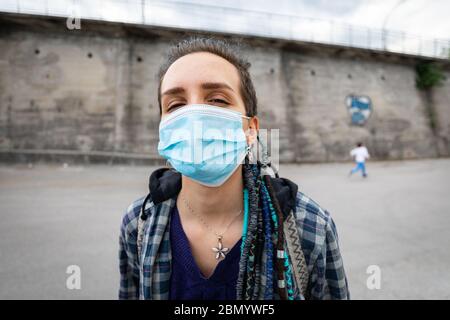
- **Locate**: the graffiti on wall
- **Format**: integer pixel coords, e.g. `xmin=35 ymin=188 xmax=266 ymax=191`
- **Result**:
xmin=346 ymin=95 xmax=372 ymax=125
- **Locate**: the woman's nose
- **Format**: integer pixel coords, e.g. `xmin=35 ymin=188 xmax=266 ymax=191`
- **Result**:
xmin=186 ymin=93 xmax=204 ymax=105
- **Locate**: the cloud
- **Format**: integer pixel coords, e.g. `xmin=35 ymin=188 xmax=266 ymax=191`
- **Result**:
xmin=182 ymin=0 xmax=449 ymax=38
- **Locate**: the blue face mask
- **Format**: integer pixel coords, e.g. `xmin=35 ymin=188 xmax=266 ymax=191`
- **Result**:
xmin=158 ymin=104 xmax=250 ymax=187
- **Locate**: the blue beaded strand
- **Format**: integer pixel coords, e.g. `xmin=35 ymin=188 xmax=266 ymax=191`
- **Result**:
xmin=260 ymin=181 xmax=274 ymax=299
xmin=240 ymin=188 xmax=249 ymax=254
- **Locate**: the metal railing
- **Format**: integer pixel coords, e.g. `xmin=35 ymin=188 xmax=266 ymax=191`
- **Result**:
xmin=1 ymin=0 xmax=449 ymax=59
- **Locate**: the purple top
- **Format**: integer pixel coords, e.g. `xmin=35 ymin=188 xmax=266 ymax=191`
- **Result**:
xmin=169 ymin=206 xmax=242 ymax=300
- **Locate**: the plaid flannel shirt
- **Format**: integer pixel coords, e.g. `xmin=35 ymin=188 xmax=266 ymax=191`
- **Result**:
xmin=119 ymin=191 xmax=350 ymax=300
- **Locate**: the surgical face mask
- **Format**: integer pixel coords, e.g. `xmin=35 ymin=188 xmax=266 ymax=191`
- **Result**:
xmin=158 ymin=104 xmax=250 ymax=187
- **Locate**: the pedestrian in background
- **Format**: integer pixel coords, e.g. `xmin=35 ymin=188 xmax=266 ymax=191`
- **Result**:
xmin=349 ymin=142 xmax=370 ymax=178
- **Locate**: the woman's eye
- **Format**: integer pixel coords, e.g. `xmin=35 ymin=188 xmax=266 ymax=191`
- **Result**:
xmin=209 ymin=99 xmax=229 ymax=105
xmin=167 ymin=104 xmax=184 ymax=112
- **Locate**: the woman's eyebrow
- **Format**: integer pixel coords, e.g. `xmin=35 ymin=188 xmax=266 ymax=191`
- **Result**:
xmin=201 ymin=82 xmax=234 ymax=92
xmin=161 ymin=87 xmax=185 ymax=97
xmin=161 ymin=82 xmax=234 ymax=97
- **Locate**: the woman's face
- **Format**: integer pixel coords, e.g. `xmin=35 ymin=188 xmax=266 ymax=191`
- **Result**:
xmin=160 ymin=52 xmax=259 ymax=136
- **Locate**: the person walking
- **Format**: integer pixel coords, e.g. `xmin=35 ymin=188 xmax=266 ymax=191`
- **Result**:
xmin=349 ymin=142 xmax=370 ymax=178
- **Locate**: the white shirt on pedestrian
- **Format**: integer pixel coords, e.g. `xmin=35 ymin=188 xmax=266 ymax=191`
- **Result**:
xmin=350 ymin=146 xmax=370 ymax=163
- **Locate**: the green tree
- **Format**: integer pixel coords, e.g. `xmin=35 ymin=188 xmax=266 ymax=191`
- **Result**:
xmin=415 ymin=61 xmax=445 ymax=90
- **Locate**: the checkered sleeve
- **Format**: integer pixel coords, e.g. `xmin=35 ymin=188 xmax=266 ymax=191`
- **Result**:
xmin=118 ymin=197 xmax=144 ymax=300
xmin=295 ymin=192 xmax=349 ymax=300
xmin=310 ymin=210 xmax=350 ymax=300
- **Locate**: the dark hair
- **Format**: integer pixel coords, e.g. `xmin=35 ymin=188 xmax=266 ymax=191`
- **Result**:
xmin=357 ymin=142 xmax=363 ymax=147
xmin=157 ymin=36 xmax=258 ymax=117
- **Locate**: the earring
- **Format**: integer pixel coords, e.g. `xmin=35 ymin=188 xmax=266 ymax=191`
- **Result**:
xmin=247 ymin=145 xmax=256 ymax=164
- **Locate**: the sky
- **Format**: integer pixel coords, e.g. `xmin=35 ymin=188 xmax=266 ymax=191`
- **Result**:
xmin=1 ymin=0 xmax=448 ymax=39
xmin=181 ymin=0 xmax=450 ymax=40
xmin=0 ymin=0 xmax=448 ymax=57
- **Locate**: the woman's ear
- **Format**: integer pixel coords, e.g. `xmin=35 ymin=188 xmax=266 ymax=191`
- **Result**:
xmin=246 ymin=116 xmax=259 ymax=145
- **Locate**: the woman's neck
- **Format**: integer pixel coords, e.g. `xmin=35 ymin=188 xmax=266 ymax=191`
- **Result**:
xmin=178 ymin=165 xmax=244 ymax=222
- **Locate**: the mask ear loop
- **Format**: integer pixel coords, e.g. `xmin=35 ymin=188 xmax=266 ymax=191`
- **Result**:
xmin=243 ymin=115 xmax=256 ymax=165
xmin=165 ymin=159 xmax=173 ymax=170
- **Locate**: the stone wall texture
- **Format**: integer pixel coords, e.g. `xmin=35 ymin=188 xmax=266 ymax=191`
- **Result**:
xmin=1 ymin=15 xmax=449 ymax=163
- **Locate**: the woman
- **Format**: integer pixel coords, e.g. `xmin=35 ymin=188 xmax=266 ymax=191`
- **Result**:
xmin=119 ymin=37 xmax=349 ymax=300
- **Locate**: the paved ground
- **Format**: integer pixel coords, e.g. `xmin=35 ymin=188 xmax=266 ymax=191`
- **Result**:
xmin=1 ymin=159 xmax=449 ymax=299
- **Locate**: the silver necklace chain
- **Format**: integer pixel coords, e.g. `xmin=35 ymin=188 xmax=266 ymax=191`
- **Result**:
xmin=180 ymin=193 xmax=243 ymax=239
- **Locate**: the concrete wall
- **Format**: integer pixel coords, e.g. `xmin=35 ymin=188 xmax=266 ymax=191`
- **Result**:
xmin=432 ymin=69 xmax=450 ymax=157
xmin=0 ymin=18 xmax=167 ymax=160
xmin=278 ymin=46 xmax=444 ymax=162
xmin=0 ymin=15 xmax=449 ymax=163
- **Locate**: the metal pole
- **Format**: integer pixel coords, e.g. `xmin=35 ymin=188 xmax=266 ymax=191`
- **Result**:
xmin=402 ymin=31 xmax=405 ymax=53
xmin=447 ymin=40 xmax=450 ymax=59
xmin=290 ymin=15 xmax=293 ymax=39
xmin=433 ymin=39 xmax=437 ymax=57
xmin=418 ymin=37 xmax=422 ymax=56
xmin=348 ymin=25 xmax=352 ymax=46
xmin=330 ymin=20 xmax=333 ymax=44
xmin=142 ymin=0 xmax=145 ymax=24
xmin=382 ymin=0 xmax=408 ymax=51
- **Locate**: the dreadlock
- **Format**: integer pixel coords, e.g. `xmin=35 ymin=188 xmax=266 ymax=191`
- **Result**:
xmin=236 ymin=158 xmax=295 ymax=300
